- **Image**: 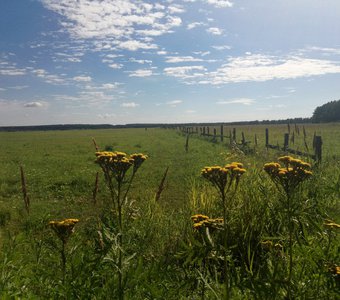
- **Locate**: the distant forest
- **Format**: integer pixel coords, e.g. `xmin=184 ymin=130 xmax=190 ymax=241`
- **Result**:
xmin=0 ymin=100 xmax=339 ymax=132
xmin=312 ymin=99 xmax=340 ymax=123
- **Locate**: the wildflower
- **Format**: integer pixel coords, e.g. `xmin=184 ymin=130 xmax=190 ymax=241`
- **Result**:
xmin=191 ymin=214 xmax=209 ymax=223
xmin=191 ymin=215 xmax=224 ymax=231
xmin=201 ymin=162 xmax=245 ymax=194
xmin=328 ymin=264 xmax=340 ymax=276
xmin=49 ymin=218 xmax=79 ymax=243
xmin=130 ymin=153 xmax=148 ymax=173
xmin=324 ymin=220 xmax=340 ymax=229
xmin=263 ymin=157 xmax=312 ymax=195
xmin=260 ymin=240 xmax=273 ymax=250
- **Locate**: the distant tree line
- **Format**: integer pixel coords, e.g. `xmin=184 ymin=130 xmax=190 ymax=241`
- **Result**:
xmin=0 ymin=100 xmax=339 ymax=132
xmin=312 ymin=99 xmax=340 ymax=123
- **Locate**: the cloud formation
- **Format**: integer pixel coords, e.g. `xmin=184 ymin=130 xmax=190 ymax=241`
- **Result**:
xmin=121 ymin=102 xmax=139 ymax=108
xmin=24 ymin=101 xmax=45 ymax=108
xmin=163 ymin=53 xmax=340 ymax=85
xmin=73 ymin=76 xmax=92 ymax=82
xmin=129 ymin=69 xmax=153 ymax=77
xmin=217 ymin=98 xmax=255 ymax=105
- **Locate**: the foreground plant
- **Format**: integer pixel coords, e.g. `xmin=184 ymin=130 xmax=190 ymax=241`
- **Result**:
xmin=95 ymin=151 xmax=147 ymax=300
xmin=49 ymin=218 xmax=79 ymax=283
xmin=200 ymin=162 xmax=246 ymax=299
xmin=264 ymin=156 xmax=312 ymax=299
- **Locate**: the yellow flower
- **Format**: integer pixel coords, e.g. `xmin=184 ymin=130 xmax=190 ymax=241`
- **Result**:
xmin=278 ymin=156 xmax=293 ymax=164
xmin=115 ymin=151 xmax=127 ymax=158
xmin=324 ymin=220 xmax=340 ymax=229
xmin=191 ymin=214 xmax=209 ymax=223
xmin=49 ymin=218 xmax=79 ymax=243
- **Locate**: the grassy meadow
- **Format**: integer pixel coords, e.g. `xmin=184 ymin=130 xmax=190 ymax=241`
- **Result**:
xmin=0 ymin=124 xmax=339 ymax=299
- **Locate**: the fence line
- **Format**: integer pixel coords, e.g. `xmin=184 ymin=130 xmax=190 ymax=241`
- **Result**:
xmin=171 ymin=125 xmax=322 ymax=162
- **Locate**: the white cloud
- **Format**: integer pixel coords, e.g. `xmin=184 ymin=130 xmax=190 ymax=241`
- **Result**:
xmin=121 ymin=102 xmax=139 ymax=108
xmin=212 ymin=45 xmax=232 ymax=51
xmin=73 ymin=75 xmax=92 ymax=82
xmin=206 ymin=54 xmax=340 ymax=84
xmin=24 ymin=101 xmax=45 ymax=108
xmin=53 ymin=91 xmax=114 ymax=107
xmin=165 ymin=56 xmax=203 ymax=63
xmin=101 ymin=83 xmax=119 ymax=89
xmin=31 ymin=68 xmax=66 ymax=84
xmin=8 ymin=85 xmax=29 ymax=90
xmin=166 ymin=100 xmax=183 ymax=107
xmin=162 ymin=53 xmax=340 ymax=85
xmin=136 ymin=29 xmax=166 ymax=36
xmin=205 ymin=0 xmax=233 ymax=8
xmin=0 ymin=69 xmax=26 ymax=76
xmin=187 ymin=22 xmax=206 ymax=30
xmin=217 ymin=98 xmax=255 ymax=105
xmin=129 ymin=58 xmax=152 ymax=64
xmin=129 ymin=69 xmax=153 ymax=77
xmin=0 ymin=59 xmax=27 ymax=76
xmin=118 ymin=40 xmax=157 ymax=51
xmin=108 ymin=63 xmax=123 ymax=69
xmin=168 ymin=5 xmax=185 ymax=14
xmin=41 ymin=0 xmax=183 ymax=47
xmin=98 ymin=113 xmax=116 ymax=119
xmin=164 ymin=65 xmax=206 ymax=79
xmin=206 ymin=27 xmax=223 ymax=35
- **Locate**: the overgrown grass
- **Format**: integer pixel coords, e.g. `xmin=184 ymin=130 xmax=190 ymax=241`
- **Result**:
xmin=0 ymin=126 xmax=339 ymax=299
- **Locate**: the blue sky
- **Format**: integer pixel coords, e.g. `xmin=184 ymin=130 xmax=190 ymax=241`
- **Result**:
xmin=1 ymin=0 xmax=340 ymax=125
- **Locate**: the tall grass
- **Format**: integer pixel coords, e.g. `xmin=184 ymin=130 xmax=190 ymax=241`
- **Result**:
xmin=0 ymin=127 xmax=339 ymax=299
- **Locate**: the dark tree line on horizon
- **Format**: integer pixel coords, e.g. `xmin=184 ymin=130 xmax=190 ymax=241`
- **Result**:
xmin=312 ymin=99 xmax=340 ymax=123
xmin=0 ymin=100 xmax=339 ymax=132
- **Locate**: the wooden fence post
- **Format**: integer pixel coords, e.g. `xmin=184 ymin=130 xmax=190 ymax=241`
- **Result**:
xmin=203 ymin=127 xmax=206 ymax=136
xmin=265 ymin=128 xmax=269 ymax=147
xmin=213 ymin=128 xmax=216 ymax=136
xmin=284 ymin=133 xmax=289 ymax=150
xmin=241 ymin=132 xmax=246 ymax=145
xmin=207 ymin=127 xmax=210 ymax=136
xmin=255 ymin=134 xmax=258 ymax=146
xmin=233 ymin=128 xmax=236 ymax=141
xmin=220 ymin=125 xmax=224 ymax=142
xmin=314 ymin=136 xmax=322 ymax=162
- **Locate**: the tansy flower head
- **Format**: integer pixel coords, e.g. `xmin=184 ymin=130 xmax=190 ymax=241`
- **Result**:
xmin=49 ymin=219 xmax=79 ymax=243
xmin=324 ymin=220 xmax=340 ymax=229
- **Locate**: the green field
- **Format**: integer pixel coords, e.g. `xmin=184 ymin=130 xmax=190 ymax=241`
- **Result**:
xmin=0 ymin=125 xmax=339 ymax=299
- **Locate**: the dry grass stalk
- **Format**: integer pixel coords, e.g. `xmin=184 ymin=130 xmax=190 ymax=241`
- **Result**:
xmin=92 ymin=138 xmax=99 ymax=151
xmin=92 ymin=171 xmax=99 ymax=204
xmin=20 ymin=166 xmax=30 ymax=214
xmin=155 ymin=166 xmax=169 ymax=202
xmin=185 ymin=134 xmax=189 ymax=152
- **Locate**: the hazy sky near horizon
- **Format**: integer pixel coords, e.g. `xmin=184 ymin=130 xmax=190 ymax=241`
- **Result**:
xmin=1 ymin=0 xmax=340 ymax=125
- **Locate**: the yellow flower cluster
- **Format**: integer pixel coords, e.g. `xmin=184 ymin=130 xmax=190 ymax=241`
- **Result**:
xmin=95 ymin=151 xmax=148 ymax=181
xmin=49 ymin=218 xmax=79 ymax=243
xmin=191 ymin=214 xmax=224 ymax=231
xmin=324 ymin=219 xmax=340 ymax=229
xmin=201 ymin=162 xmax=246 ymax=192
xmin=328 ymin=264 xmax=340 ymax=276
xmin=263 ymin=156 xmax=312 ymax=193
xmin=260 ymin=240 xmax=283 ymax=251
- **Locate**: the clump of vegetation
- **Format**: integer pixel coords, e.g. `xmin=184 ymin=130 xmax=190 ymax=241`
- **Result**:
xmin=0 ymin=128 xmax=338 ymax=299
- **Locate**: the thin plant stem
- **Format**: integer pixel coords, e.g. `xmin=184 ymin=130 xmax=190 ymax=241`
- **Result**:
xmin=117 ymin=179 xmax=124 ymax=300
xmin=221 ymin=190 xmax=230 ymax=300
xmin=287 ymin=193 xmax=293 ymax=300
xmin=61 ymin=241 xmax=66 ymax=285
